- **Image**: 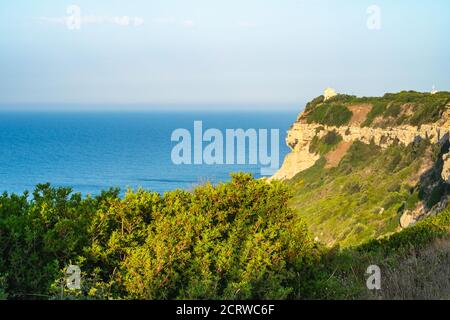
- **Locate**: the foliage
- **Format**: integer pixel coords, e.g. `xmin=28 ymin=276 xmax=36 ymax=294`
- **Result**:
xmin=306 ymin=103 xmax=353 ymax=127
xmin=299 ymin=205 xmax=450 ymax=299
xmin=304 ymin=95 xmax=324 ymax=113
xmin=361 ymin=101 xmax=387 ymax=127
xmin=304 ymin=91 xmax=450 ymax=128
xmin=0 ymin=174 xmax=317 ymax=300
xmin=289 ymin=138 xmax=443 ymax=247
xmin=309 ymin=131 xmax=342 ymax=155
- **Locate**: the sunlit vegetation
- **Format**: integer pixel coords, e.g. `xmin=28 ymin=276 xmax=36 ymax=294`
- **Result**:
xmin=0 ymin=170 xmax=448 ymax=300
xmin=309 ymin=131 xmax=343 ymax=155
xmin=0 ymin=174 xmax=317 ymax=300
xmin=305 ymin=91 xmax=450 ymax=127
xmin=289 ymin=138 xmax=446 ymax=247
xmin=306 ymin=104 xmax=353 ymax=127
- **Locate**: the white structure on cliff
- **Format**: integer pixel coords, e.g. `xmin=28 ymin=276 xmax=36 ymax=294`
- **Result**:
xmin=431 ymin=85 xmax=438 ymax=95
xmin=324 ymin=88 xmax=337 ymax=101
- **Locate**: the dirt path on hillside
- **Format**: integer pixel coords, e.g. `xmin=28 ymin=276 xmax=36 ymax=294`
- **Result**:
xmin=325 ymin=141 xmax=353 ymax=168
xmin=348 ymin=104 xmax=372 ymax=126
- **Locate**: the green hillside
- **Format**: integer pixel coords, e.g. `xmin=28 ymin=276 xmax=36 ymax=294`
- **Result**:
xmin=288 ymin=91 xmax=449 ymax=247
xmin=289 ymin=139 xmax=446 ymax=246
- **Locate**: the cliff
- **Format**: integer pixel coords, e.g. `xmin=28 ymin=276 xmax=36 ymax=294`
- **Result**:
xmin=272 ymin=91 xmax=450 ymax=181
xmin=273 ymin=90 xmax=450 ymax=246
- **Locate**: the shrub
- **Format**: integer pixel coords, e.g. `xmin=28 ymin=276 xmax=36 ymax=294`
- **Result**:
xmin=383 ymin=103 xmax=402 ymax=118
xmin=304 ymin=95 xmax=325 ymax=113
xmin=306 ymin=104 xmax=353 ymax=127
xmin=361 ymin=101 xmax=387 ymax=127
xmin=0 ymin=174 xmax=317 ymax=300
xmin=309 ymin=131 xmax=342 ymax=155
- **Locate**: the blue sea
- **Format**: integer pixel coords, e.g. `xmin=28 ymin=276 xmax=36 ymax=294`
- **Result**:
xmin=0 ymin=111 xmax=296 ymax=196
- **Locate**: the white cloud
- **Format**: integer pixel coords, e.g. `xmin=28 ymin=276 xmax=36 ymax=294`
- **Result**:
xmin=37 ymin=14 xmax=145 ymax=28
xmin=37 ymin=7 xmax=197 ymax=30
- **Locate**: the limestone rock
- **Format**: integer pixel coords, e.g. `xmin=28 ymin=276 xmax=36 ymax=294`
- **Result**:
xmin=269 ymin=149 xmax=319 ymax=181
xmin=442 ymin=152 xmax=450 ymax=184
xmin=400 ymin=211 xmax=416 ymax=229
xmin=271 ymin=103 xmax=450 ymax=181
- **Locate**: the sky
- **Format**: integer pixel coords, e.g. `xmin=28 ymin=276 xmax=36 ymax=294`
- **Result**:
xmin=0 ymin=0 xmax=449 ymax=110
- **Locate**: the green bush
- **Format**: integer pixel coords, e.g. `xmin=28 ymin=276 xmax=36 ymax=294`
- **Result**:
xmin=306 ymin=103 xmax=353 ymax=127
xmin=358 ymin=206 xmax=450 ymax=254
xmin=309 ymin=131 xmax=342 ymax=155
xmin=303 ymin=91 xmax=450 ymax=128
xmin=0 ymin=174 xmax=317 ymax=300
xmin=383 ymin=103 xmax=402 ymax=118
xmin=304 ymin=95 xmax=324 ymax=113
xmin=361 ymin=101 xmax=387 ymax=127
xmin=300 ymin=206 xmax=450 ymax=300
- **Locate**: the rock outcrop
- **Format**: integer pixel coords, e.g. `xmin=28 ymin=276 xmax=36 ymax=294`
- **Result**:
xmin=443 ymin=152 xmax=450 ymax=184
xmin=400 ymin=211 xmax=416 ymax=229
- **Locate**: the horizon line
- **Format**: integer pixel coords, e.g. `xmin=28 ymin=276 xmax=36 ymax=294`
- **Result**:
xmin=0 ymin=102 xmax=304 ymax=112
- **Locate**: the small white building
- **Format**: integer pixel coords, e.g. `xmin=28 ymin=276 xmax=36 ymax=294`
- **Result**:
xmin=324 ymin=88 xmax=337 ymax=101
xmin=431 ymin=85 xmax=438 ymax=95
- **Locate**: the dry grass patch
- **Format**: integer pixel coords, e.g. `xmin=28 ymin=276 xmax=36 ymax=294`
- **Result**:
xmin=370 ymin=238 xmax=450 ymax=300
xmin=347 ymin=104 xmax=372 ymax=126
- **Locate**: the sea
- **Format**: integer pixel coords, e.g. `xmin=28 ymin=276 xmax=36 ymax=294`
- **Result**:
xmin=0 ymin=111 xmax=297 ymax=196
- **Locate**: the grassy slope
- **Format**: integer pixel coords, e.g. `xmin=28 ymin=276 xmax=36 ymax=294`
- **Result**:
xmin=289 ymin=91 xmax=450 ymax=298
xmin=290 ymin=141 xmax=429 ymax=246
xmin=289 ymin=91 xmax=449 ymax=247
xmin=299 ymin=205 xmax=450 ymax=299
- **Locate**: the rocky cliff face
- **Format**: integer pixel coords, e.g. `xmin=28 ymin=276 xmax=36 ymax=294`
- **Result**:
xmin=443 ymin=152 xmax=450 ymax=183
xmin=271 ymin=93 xmax=450 ymax=182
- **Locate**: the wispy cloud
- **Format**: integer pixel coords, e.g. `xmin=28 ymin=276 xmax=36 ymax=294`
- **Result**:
xmin=37 ymin=5 xmax=144 ymax=29
xmin=37 ymin=14 xmax=198 ymax=29
xmin=37 ymin=15 xmax=145 ymax=27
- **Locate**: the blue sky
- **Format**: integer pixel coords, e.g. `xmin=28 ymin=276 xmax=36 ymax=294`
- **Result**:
xmin=0 ymin=0 xmax=449 ymax=110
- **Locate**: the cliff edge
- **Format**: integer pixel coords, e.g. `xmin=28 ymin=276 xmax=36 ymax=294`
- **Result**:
xmin=272 ymin=90 xmax=450 ymax=182
xmin=272 ymin=90 xmax=449 ymax=246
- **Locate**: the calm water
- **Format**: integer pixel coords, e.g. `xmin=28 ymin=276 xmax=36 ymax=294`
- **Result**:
xmin=0 ymin=111 xmax=296 ymax=196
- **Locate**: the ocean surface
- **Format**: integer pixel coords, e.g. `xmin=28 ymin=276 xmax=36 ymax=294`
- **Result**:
xmin=0 ymin=111 xmax=297 ymax=196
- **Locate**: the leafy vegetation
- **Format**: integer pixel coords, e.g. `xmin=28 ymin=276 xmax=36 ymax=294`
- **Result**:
xmin=306 ymin=104 xmax=353 ymax=127
xmin=300 ymin=206 xmax=450 ymax=299
xmin=1 ymin=90 xmax=448 ymax=300
xmin=309 ymin=131 xmax=342 ymax=155
xmin=0 ymin=169 xmax=448 ymax=300
xmin=304 ymin=95 xmax=325 ymax=113
xmin=0 ymin=174 xmax=318 ymax=300
xmin=289 ymin=138 xmax=445 ymax=247
xmin=361 ymin=101 xmax=388 ymax=127
xmin=304 ymin=91 xmax=450 ymax=127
